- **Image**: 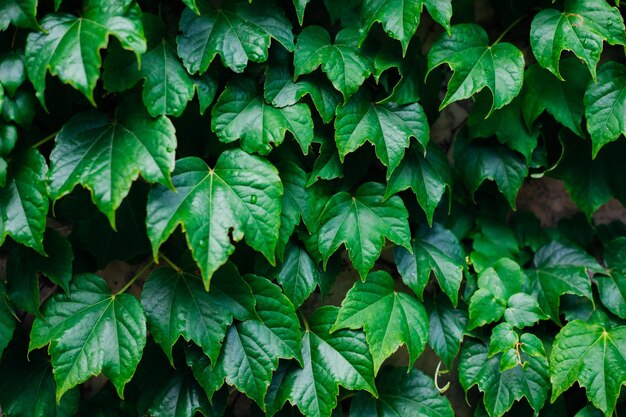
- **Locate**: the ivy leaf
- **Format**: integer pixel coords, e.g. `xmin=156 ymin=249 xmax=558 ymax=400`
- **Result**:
xmin=294 ymin=26 xmax=373 ymax=101
xmin=308 ymin=135 xmax=343 ymax=186
xmin=0 ymin=52 xmax=26 ymax=96
xmin=468 ymin=289 xmax=506 ymax=330
xmin=318 ymin=182 xmax=411 ymax=279
xmin=48 ymin=101 xmax=176 ymax=227
xmin=551 ymin=320 xmax=626 ymax=416
xmin=522 ymin=59 xmax=590 ymax=137
xmin=29 ymin=273 xmax=147 ymax=402
xmin=598 ymin=238 xmax=626 ymax=319
xmin=0 ymin=283 xmax=15 ymax=358
xmin=349 ymin=367 xmax=454 ymax=417
xmin=140 ymin=264 xmax=256 ymax=365
xmin=0 ymin=149 xmax=48 ymax=254
xmin=360 ymin=0 xmax=452 ymax=53
xmin=427 ymin=297 xmax=468 ymax=369
xmin=427 ymin=23 xmax=524 ymax=113
xmin=334 ymin=90 xmax=429 ymax=177
xmin=333 ymin=271 xmax=428 ymax=372
xmin=267 ymin=306 xmax=377 ymax=417
xmin=504 ymin=293 xmax=548 ymax=329
xmin=177 ymin=1 xmax=294 ymax=74
xmin=584 ymin=62 xmax=626 ymax=157
xmin=207 ymin=275 xmax=302 ymax=408
xmin=459 ymin=338 xmax=549 ymax=417
xmin=212 ymin=76 xmax=314 ymax=155
xmin=384 ymin=143 xmax=453 ymax=225
xmin=7 ymin=229 xmax=73 ymax=315
xmin=2 ymin=89 xmax=36 ymax=127
xmin=293 ymin=0 xmax=309 ymax=25
xmin=395 ymin=223 xmax=464 ymax=306
xmin=530 ymin=0 xmax=626 ymax=80
xmin=0 ymin=0 xmax=38 ymax=30
xmin=275 ymin=242 xmax=322 ymax=308
xmin=146 ymin=150 xmax=283 ymax=288
xmin=0 ymin=347 xmax=79 ymax=417
xmin=454 ymin=130 xmax=527 ymax=209
xmin=25 ymin=0 xmax=146 ymax=105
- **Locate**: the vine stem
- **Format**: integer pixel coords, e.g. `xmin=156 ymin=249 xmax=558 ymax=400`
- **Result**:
xmin=298 ymin=310 xmax=310 ymax=332
xmin=31 ymin=131 xmax=60 ymax=149
xmin=492 ymin=14 xmax=527 ymax=45
xmin=116 ymin=260 xmax=155 ymax=295
xmin=158 ymin=252 xmax=182 ymax=272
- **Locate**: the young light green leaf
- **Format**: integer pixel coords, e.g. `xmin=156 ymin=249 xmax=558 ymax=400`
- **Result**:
xmin=29 ymin=273 xmax=146 ymax=402
xmin=460 ymin=338 xmax=549 ymax=417
xmin=584 ymin=62 xmax=626 ymax=157
xmin=7 ymin=229 xmax=73 ymax=315
xmin=360 ymin=0 xmax=452 ymax=53
xmin=0 ymin=0 xmax=38 ymax=30
xmin=522 ymin=59 xmax=590 ymax=137
xmin=267 ymin=306 xmax=377 ymax=417
xmin=208 ymin=275 xmax=302 ymax=408
xmin=454 ymin=130 xmax=527 ymax=209
xmin=177 ymin=1 xmax=293 ymax=74
xmin=48 ymin=102 xmax=176 ymax=227
xmin=25 ymin=1 xmax=146 ymax=105
xmin=468 ymin=288 xmax=506 ymax=330
xmin=385 ymin=143 xmax=453 ymax=225
xmin=333 ymin=271 xmax=428 ymax=372
xmin=146 ymin=150 xmax=283 ymax=289
xmin=294 ymin=26 xmax=373 ymax=101
xmin=140 ymin=264 xmax=256 ymax=365
xmin=488 ymin=322 xmax=518 ymax=359
xmin=530 ymin=0 xmax=626 ymax=80
xmin=427 ymin=297 xmax=468 ymax=369
xmin=427 ymin=23 xmax=524 ymax=113
xmin=334 ymin=90 xmax=429 ymax=177
xmin=395 ymin=223 xmax=464 ymax=306
xmin=212 ymin=76 xmax=314 ymax=155
xmin=318 ymin=182 xmax=411 ymax=279
xmin=504 ymin=293 xmax=548 ymax=329
xmin=349 ymin=367 xmax=454 ymax=417
xmin=597 ymin=237 xmax=626 ymax=319
xmin=551 ymin=321 xmax=626 ymax=416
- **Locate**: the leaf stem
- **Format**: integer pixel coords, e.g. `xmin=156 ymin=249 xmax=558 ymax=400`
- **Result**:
xmin=298 ymin=309 xmax=310 ymax=332
xmin=492 ymin=14 xmax=527 ymax=45
xmin=117 ymin=260 xmax=154 ymax=294
xmin=339 ymin=392 xmax=355 ymax=402
xmin=31 ymin=131 xmax=60 ymax=149
xmin=158 ymin=252 xmax=182 ymax=273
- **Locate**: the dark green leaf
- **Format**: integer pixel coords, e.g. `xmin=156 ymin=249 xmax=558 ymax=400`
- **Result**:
xmin=597 ymin=237 xmax=626 ymax=319
xmin=426 ymin=296 xmax=468 ymax=369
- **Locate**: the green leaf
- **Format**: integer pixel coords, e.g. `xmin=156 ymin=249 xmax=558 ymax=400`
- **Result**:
xmin=276 ymin=242 xmax=322 ymax=308
xmin=384 ymin=143 xmax=453 ymax=225
xmin=530 ymin=0 xmax=626 ymax=80
xmin=530 ymin=266 xmax=591 ymax=324
xmin=212 ymin=76 xmax=314 ymax=155
xmin=454 ymin=130 xmax=527 ymax=209
xmin=308 ymin=135 xmax=343 ymax=186
xmin=349 ymin=367 xmax=454 ymax=417
xmin=267 ymin=306 xmax=377 ymax=417
xmin=48 ymin=101 xmax=176 ymax=227
xmin=294 ymin=0 xmax=310 ymax=25
xmin=477 ymin=259 xmax=525 ymax=301
xmin=334 ymin=90 xmax=429 ymax=177
xmin=504 ymin=293 xmax=548 ymax=329
xmin=427 ymin=23 xmax=524 ymax=112
xmin=294 ymin=26 xmax=373 ymax=101
xmin=208 ymin=275 xmax=302 ymax=408
xmin=598 ymin=238 xmax=626 ymax=319
xmin=551 ymin=321 xmax=626 ymax=416
xmin=333 ymin=271 xmax=428 ymax=372
xmin=0 ymin=149 xmax=48 ymax=254
xmin=522 ymin=59 xmax=590 ymax=137
xmin=146 ymin=150 xmax=283 ymax=288
xmin=470 ymin=218 xmax=520 ymax=273
xmin=318 ymin=182 xmax=411 ymax=279
xmin=29 ymin=273 xmax=146 ymax=402
xmin=2 ymin=89 xmax=36 ymax=127
xmin=459 ymin=338 xmax=549 ymax=417
xmin=488 ymin=323 xmax=518 ymax=359
xmin=0 ymin=52 xmax=27 ymax=96
xmin=468 ymin=288 xmax=506 ymax=330
xmin=0 ymin=0 xmax=38 ymax=30
xmin=426 ymin=297 xmax=468 ymax=369
xmin=140 ymin=264 xmax=256 ymax=365
xmin=395 ymin=223 xmax=464 ymax=306
xmin=0 ymin=347 xmax=79 ymax=417
xmin=0 ymin=283 xmax=15 ymax=358
xmin=584 ymin=62 xmax=626 ymax=156
xmin=25 ymin=1 xmax=146 ymax=105
xmin=360 ymin=0 xmax=452 ymax=53
xmin=177 ymin=1 xmax=294 ymax=74
xmin=534 ymin=240 xmax=602 ymax=273
xmin=7 ymin=229 xmax=73 ymax=315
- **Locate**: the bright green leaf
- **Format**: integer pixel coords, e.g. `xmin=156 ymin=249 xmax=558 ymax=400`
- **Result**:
xmin=504 ymin=293 xmax=548 ymax=329
xmin=468 ymin=288 xmax=506 ymax=330
xmin=0 ymin=52 xmax=26 ymax=96
xmin=0 ymin=0 xmax=38 ymax=30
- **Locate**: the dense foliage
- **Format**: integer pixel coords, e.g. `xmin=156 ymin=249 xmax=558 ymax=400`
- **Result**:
xmin=1 ymin=0 xmax=626 ymax=416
